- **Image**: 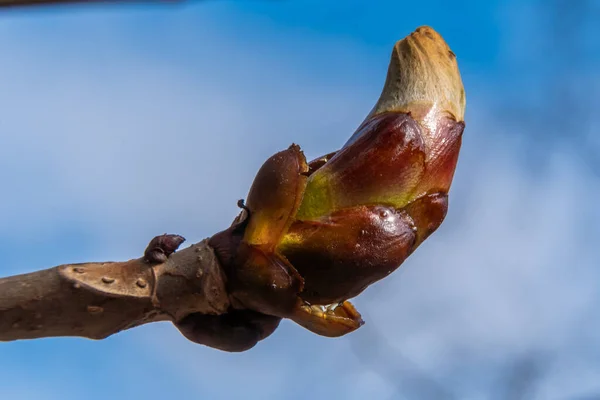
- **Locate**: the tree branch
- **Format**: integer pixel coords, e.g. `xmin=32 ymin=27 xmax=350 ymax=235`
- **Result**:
xmin=0 ymin=0 xmax=181 ymax=8
xmin=0 ymin=237 xmax=229 ymax=341
xmin=0 ymin=25 xmax=465 ymax=351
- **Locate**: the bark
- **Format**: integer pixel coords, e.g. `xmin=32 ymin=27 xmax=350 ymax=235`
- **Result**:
xmin=0 ymin=237 xmax=229 ymax=341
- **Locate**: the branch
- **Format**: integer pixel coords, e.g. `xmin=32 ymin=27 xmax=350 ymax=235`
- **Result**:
xmin=0 ymin=25 xmax=465 ymax=351
xmin=0 ymin=0 xmax=181 ymax=8
xmin=0 ymin=236 xmax=229 ymax=341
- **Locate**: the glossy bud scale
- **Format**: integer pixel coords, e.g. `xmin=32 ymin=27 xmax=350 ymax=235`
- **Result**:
xmin=200 ymin=26 xmax=466 ymax=350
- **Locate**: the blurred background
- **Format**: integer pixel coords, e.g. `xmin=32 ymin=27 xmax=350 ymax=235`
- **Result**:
xmin=0 ymin=0 xmax=598 ymax=399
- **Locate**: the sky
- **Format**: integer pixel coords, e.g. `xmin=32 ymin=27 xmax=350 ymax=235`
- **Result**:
xmin=0 ymin=0 xmax=599 ymax=399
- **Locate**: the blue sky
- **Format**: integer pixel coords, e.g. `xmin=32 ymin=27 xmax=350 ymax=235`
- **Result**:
xmin=0 ymin=1 xmax=599 ymax=399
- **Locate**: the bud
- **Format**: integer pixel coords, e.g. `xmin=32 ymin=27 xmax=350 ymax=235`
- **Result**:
xmin=209 ymin=26 xmax=466 ymax=342
xmin=298 ymin=26 xmax=465 ymax=219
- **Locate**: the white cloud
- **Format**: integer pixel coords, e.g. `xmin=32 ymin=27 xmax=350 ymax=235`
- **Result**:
xmin=0 ymin=8 xmax=377 ymax=256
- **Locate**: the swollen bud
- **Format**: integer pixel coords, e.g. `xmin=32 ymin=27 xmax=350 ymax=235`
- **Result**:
xmin=207 ymin=26 xmax=466 ymax=343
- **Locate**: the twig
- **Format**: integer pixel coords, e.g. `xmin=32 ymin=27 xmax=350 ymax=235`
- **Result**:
xmin=0 ymin=235 xmax=229 ymax=341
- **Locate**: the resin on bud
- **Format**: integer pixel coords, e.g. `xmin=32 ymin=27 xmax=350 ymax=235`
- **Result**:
xmin=205 ymin=26 xmax=466 ymax=347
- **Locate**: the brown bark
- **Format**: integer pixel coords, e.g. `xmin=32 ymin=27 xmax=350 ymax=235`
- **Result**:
xmin=0 ymin=237 xmax=229 ymax=341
